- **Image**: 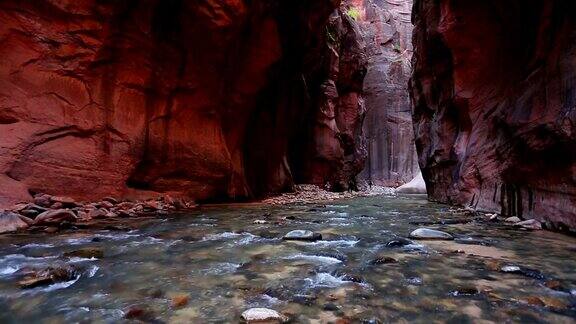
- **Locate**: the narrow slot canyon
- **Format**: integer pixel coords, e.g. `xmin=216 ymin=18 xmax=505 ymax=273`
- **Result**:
xmin=0 ymin=0 xmax=575 ymax=322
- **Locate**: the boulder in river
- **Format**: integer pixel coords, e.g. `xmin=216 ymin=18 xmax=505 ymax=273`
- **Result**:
xmin=34 ymin=209 xmax=77 ymax=225
xmin=18 ymin=265 xmax=78 ymax=289
xmin=0 ymin=211 xmax=29 ymax=233
xmin=504 ymin=216 xmax=521 ymax=223
xmin=241 ymin=308 xmax=287 ymax=323
xmin=409 ymin=228 xmax=453 ymax=240
xmin=282 ymin=230 xmax=322 ymax=241
xmin=514 ymin=219 xmax=542 ymax=230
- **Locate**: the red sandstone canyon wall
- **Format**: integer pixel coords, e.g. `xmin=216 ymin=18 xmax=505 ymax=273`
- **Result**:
xmin=355 ymin=0 xmax=419 ymax=187
xmin=0 ymin=0 xmax=367 ymax=207
xmin=411 ymin=0 xmax=576 ymax=229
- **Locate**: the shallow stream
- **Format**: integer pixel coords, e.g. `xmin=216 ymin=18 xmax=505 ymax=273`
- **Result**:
xmin=0 ymin=195 xmax=575 ymax=323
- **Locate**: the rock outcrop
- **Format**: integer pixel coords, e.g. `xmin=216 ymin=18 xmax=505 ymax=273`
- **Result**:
xmin=0 ymin=0 xmax=367 ymax=207
xmin=411 ymin=0 xmax=576 ymax=229
xmin=352 ymin=0 xmax=419 ymax=187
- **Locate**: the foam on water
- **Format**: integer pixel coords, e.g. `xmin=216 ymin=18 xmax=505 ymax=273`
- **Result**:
xmin=308 ymin=239 xmax=360 ymax=247
xmin=0 ymin=266 xmax=18 ymax=276
xmin=284 ymin=254 xmax=343 ymax=264
xmin=304 ymin=273 xmax=349 ymax=288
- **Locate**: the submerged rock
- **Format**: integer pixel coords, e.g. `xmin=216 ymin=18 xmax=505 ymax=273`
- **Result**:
xmin=241 ymin=308 xmax=287 ymax=323
xmin=370 ymin=254 xmax=398 ymax=265
xmin=172 ymin=294 xmax=190 ymax=308
xmin=450 ymin=286 xmax=479 ymax=296
xmin=124 ymin=306 xmax=156 ymax=321
xmin=282 ymin=230 xmax=322 ymax=241
xmin=64 ymin=248 xmax=104 ymax=259
xmin=385 ymin=238 xmax=413 ymax=247
xmin=409 ymin=228 xmax=453 ymax=240
xmin=500 ymin=265 xmax=545 ymax=279
xmin=0 ymin=211 xmax=29 ymax=234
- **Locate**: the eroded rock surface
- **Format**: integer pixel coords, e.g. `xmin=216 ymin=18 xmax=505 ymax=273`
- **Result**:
xmin=411 ymin=0 xmax=576 ymax=229
xmin=0 ymin=0 xmax=367 ymax=207
xmin=352 ymin=0 xmax=419 ymax=186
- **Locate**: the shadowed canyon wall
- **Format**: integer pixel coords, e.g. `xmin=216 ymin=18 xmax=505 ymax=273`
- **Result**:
xmin=348 ymin=0 xmax=418 ymax=187
xmin=411 ymin=0 xmax=576 ymax=229
xmin=362 ymin=0 xmax=419 ymax=188
xmin=0 ymin=0 xmax=367 ymax=207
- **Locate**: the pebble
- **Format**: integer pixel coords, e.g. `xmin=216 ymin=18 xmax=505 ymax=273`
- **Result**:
xmin=504 ymin=216 xmax=521 ymax=223
xmin=282 ymin=230 xmax=322 ymax=241
xmin=241 ymin=308 xmax=286 ymax=323
xmin=409 ymin=228 xmax=453 ymax=240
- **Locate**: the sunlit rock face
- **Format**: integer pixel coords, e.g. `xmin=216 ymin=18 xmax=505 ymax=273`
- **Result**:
xmin=0 ymin=0 xmax=367 ymax=207
xmin=411 ymin=0 xmax=576 ymax=229
xmin=350 ymin=0 xmax=419 ymax=187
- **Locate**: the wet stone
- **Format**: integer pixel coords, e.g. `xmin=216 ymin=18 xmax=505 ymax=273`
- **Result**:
xmin=241 ymin=308 xmax=287 ymax=323
xmin=17 ymin=265 xmax=78 ymax=289
xmin=385 ymin=237 xmax=413 ymax=247
xmin=514 ymin=219 xmax=542 ymax=230
xmin=409 ymin=228 xmax=453 ymax=240
xmin=282 ymin=230 xmax=322 ymax=241
xmin=504 ymin=216 xmax=521 ymax=223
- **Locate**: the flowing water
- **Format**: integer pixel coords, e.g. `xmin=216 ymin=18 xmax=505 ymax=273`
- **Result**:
xmin=0 ymin=195 xmax=575 ymax=323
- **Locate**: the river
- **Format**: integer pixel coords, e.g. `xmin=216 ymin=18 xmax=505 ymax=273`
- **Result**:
xmin=0 ymin=194 xmax=575 ymax=323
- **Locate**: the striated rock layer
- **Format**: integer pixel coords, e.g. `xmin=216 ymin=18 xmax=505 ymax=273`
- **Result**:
xmin=411 ymin=0 xmax=576 ymax=229
xmin=0 ymin=0 xmax=367 ymax=207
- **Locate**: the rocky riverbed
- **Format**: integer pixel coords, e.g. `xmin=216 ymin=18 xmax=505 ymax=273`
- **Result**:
xmin=0 ymin=194 xmax=575 ymax=323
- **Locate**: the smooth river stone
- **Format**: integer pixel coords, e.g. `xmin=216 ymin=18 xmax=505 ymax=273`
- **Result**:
xmin=241 ymin=308 xmax=286 ymax=323
xmin=409 ymin=228 xmax=453 ymax=240
xmin=282 ymin=230 xmax=322 ymax=241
